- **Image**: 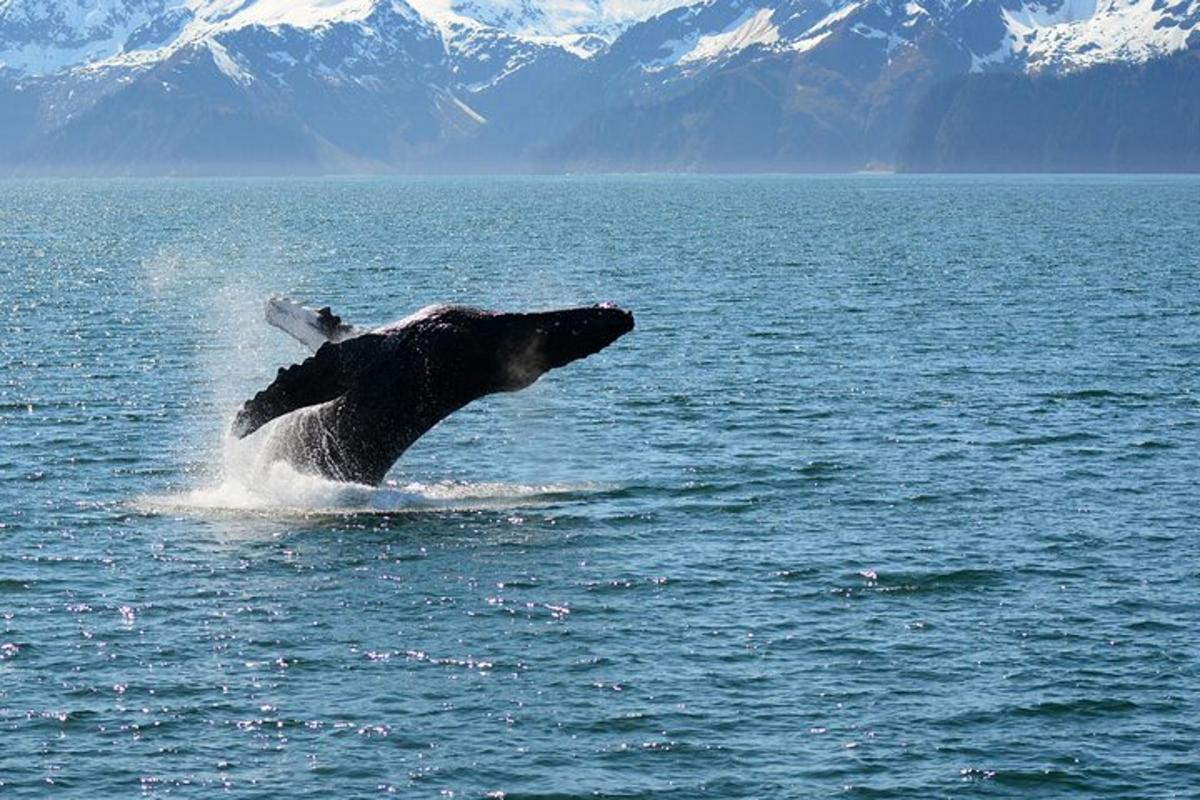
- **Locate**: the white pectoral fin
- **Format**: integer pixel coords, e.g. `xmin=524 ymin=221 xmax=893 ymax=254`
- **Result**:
xmin=265 ymin=295 xmax=367 ymax=352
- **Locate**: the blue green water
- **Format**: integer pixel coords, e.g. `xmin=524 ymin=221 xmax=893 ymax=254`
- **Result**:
xmin=1 ymin=175 xmax=1198 ymax=797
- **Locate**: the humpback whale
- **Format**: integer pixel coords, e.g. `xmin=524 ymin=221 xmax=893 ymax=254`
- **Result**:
xmin=233 ymin=297 xmax=634 ymax=486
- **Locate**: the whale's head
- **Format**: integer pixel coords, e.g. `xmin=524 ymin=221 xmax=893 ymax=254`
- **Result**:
xmin=491 ymin=303 xmax=635 ymax=391
xmin=393 ymin=303 xmax=634 ymax=398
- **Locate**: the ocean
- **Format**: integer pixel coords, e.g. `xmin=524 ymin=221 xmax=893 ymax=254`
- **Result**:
xmin=1 ymin=175 xmax=1197 ymax=797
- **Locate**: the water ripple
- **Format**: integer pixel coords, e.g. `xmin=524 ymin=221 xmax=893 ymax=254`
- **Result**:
xmin=2 ymin=175 xmax=1198 ymax=798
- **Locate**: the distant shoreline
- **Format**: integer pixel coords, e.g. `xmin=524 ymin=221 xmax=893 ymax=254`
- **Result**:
xmin=3 ymin=169 xmax=1200 ymax=181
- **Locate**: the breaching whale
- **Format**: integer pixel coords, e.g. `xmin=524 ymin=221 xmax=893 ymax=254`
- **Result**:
xmin=232 ymin=297 xmax=635 ymax=486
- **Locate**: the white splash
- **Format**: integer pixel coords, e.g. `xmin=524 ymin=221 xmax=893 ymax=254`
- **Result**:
xmin=141 ymin=473 xmax=593 ymax=516
xmin=139 ymin=428 xmax=598 ymax=516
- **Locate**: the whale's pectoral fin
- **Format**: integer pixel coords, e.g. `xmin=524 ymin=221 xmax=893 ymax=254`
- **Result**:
xmin=265 ymin=295 xmax=368 ymax=352
xmin=232 ymin=333 xmax=383 ymax=438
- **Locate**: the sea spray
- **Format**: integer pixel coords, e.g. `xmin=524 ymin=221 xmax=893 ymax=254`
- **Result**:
xmin=140 ymin=420 xmax=602 ymax=515
xmin=139 ymin=241 xmax=301 ymax=479
xmin=137 ymin=471 xmax=598 ymax=516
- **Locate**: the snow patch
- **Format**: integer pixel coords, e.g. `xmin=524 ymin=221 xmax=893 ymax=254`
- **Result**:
xmin=851 ymin=22 xmax=907 ymax=56
xmin=808 ymin=0 xmax=866 ymax=34
xmin=208 ymin=39 xmax=253 ymax=84
xmin=266 ymin=49 xmax=298 ymax=66
xmin=449 ymin=93 xmax=487 ymax=122
xmin=525 ymin=31 xmax=609 ymax=58
xmin=969 ymin=38 xmax=1013 ymax=72
xmin=789 ymin=28 xmax=832 ymax=54
xmin=677 ymin=8 xmax=779 ymax=64
xmin=408 ymin=0 xmax=687 ymax=38
xmin=1005 ymin=0 xmax=1100 ymax=31
xmin=188 ymin=0 xmax=381 ymax=31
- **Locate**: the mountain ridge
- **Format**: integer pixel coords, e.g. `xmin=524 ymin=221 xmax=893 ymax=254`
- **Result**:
xmin=1 ymin=0 xmax=1197 ymax=173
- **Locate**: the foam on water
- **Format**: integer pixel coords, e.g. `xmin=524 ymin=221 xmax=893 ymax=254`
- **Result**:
xmin=139 ymin=432 xmax=596 ymax=516
xmin=140 ymin=473 xmax=594 ymax=516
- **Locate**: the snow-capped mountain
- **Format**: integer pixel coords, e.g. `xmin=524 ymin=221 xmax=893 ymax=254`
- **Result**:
xmin=0 ymin=0 xmax=176 ymax=76
xmin=408 ymin=0 xmax=687 ymax=37
xmin=613 ymin=0 xmax=1199 ymax=77
xmin=0 ymin=0 xmax=404 ymax=76
xmin=0 ymin=0 xmax=606 ymax=170
xmin=0 ymin=0 xmax=1196 ymax=172
xmin=0 ymin=0 xmax=677 ymax=78
xmin=5 ymin=0 xmax=1191 ymax=79
xmin=535 ymin=0 xmax=1198 ymax=169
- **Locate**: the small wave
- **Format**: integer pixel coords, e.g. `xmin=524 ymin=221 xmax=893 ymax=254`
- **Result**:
xmin=834 ymin=567 xmax=1003 ymax=596
xmin=1126 ymin=618 xmax=1187 ymax=632
xmin=1130 ymin=439 xmax=1175 ymax=450
xmin=1011 ymin=697 xmax=1139 ymax=718
xmin=1038 ymin=388 xmax=1158 ymax=403
xmin=994 ymin=431 xmax=1101 ymax=447
xmin=796 ymin=460 xmax=847 ymax=478
xmin=947 ymin=697 xmax=1139 ymax=729
xmin=986 ymin=769 xmax=1114 ymax=792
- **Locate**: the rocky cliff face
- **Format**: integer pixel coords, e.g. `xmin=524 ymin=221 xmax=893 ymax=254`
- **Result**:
xmin=900 ymin=46 xmax=1200 ymax=172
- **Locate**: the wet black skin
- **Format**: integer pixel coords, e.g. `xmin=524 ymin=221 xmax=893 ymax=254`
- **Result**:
xmin=232 ymin=304 xmax=635 ymax=485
